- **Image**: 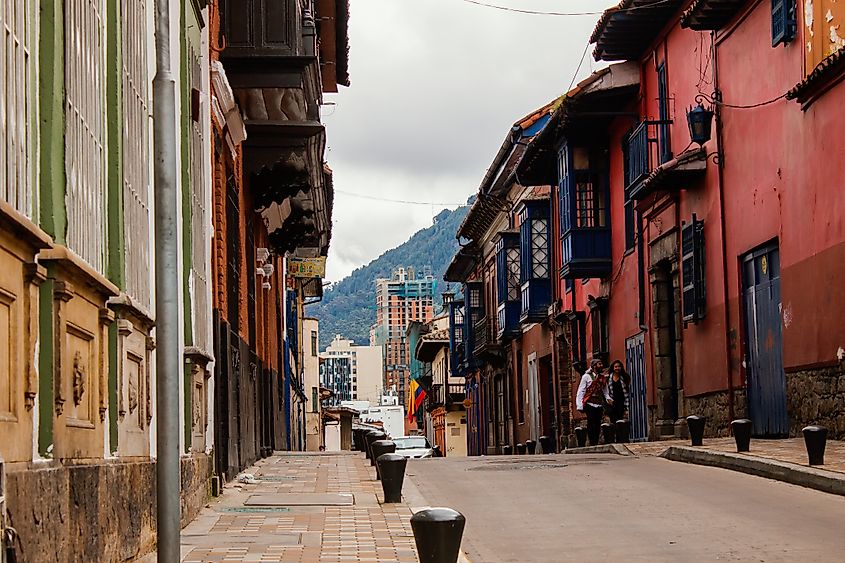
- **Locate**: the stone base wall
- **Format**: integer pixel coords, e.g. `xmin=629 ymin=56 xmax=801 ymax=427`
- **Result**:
xmin=787 ymin=363 xmax=845 ymax=439
xmin=5 ymin=454 xmax=211 ymax=562
xmin=684 ymin=389 xmax=747 ymax=437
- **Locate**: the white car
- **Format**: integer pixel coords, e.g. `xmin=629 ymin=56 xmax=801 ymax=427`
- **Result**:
xmin=392 ymin=436 xmax=437 ymax=459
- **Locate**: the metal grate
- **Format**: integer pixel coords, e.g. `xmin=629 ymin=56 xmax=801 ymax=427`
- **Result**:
xmin=0 ymin=0 xmax=33 ymax=217
xmin=65 ymin=0 xmax=106 ymax=272
xmin=189 ymin=45 xmax=211 ymax=352
xmin=122 ymin=0 xmax=150 ymax=304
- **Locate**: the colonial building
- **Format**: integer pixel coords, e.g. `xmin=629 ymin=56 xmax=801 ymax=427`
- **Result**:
xmin=1 ymin=1 xmax=213 ymax=559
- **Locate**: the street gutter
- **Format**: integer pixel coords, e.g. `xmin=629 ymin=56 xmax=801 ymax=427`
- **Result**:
xmin=563 ymin=444 xmax=634 ymax=456
xmin=660 ymin=446 xmax=845 ymax=497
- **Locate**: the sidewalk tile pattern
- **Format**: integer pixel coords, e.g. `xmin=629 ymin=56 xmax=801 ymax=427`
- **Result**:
xmin=180 ymin=453 xmax=418 ymax=562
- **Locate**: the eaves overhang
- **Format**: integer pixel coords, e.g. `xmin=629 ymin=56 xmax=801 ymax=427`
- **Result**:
xmin=680 ymin=0 xmax=748 ymax=30
xmin=591 ymin=0 xmax=686 ymax=61
xmin=444 ymin=246 xmax=481 ymax=283
xmin=518 ymin=62 xmax=640 ymax=184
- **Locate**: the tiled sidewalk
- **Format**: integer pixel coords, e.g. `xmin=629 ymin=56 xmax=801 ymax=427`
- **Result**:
xmin=177 ymin=452 xmax=419 ymax=562
xmin=627 ymin=436 xmax=845 ymax=474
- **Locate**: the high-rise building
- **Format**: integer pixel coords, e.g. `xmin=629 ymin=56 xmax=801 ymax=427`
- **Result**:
xmin=373 ymin=267 xmax=436 ymax=405
xmin=320 ymin=335 xmax=383 ymax=406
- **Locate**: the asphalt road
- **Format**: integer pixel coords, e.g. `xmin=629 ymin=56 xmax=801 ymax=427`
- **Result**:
xmin=405 ymin=454 xmax=845 ymax=562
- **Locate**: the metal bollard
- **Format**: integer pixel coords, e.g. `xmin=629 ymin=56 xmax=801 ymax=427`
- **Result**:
xmin=686 ymin=415 xmax=706 ymax=446
xmin=502 ymin=445 xmax=513 ymax=455
xmin=803 ymin=425 xmax=828 ymax=465
xmin=525 ymin=439 xmax=536 ymax=455
xmin=366 ymin=431 xmax=386 ymax=466
xmin=614 ymin=420 xmax=630 ymax=444
xmin=601 ymin=423 xmax=615 ymax=444
xmin=377 ymin=453 xmax=407 ymax=503
xmin=539 ymin=436 xmax=555 ymax=454
xmin=516 ymin=443 xmax=526 ymax=455
xmin=363 ymin=430 xmax=378 ymax=460
xmin=353 ymin=429 xmax=364 ymax=452
xmin=410 ymin=507 xmax=466 ymax=563
xmin=574 ymin=427 xmax=587 ymax=448
xmin=371 ymin=440 xmax=396 ymax=480
xmin=731 ymin=419 xmax=752 ymax=453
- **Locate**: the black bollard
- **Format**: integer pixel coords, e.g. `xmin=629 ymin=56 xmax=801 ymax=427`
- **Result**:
xmin=525 ymin=439 xmax=537 ymax=455
xmin=411 ymin=507 xmax=466 ymax=563
xmin=601 ymin=423 xmax=615 ymax=444
xmin=377 ymin=453 xmax=407 ymax=503
xmin=539 ymin=436 xmax=555 ymax=454
xmin=803 ymin=425 xmax=828 ymax=465
xmin=371 ymin=440 xmax=396 ymax=480
xmin=366 ymin=431 xmax=386 ymax=466
xmin=614 ymin=420 xmax=630 ymax=444
xmin=502 ymin=445 xmax=513 ymax=455
xmin=516 ymin=443 xmax=526 ymax=455
xmin=364 ymin=430 xmax=378 ymax=460
xmin=575 ymin=427 xmax=587 ymax=448
xmin=686 ymin=415 xmax=706 ymax=447
xmin=354 ymin=429 xmax=366 ymax=452
xmin=731 ymin=419 xmax=752 ymax=453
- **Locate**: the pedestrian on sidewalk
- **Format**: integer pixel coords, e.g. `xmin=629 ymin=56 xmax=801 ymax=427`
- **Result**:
xmin=606 ymin=359 xmax=629 ymax=426
xmin=576 ymin=358 xmax=612 ymax=446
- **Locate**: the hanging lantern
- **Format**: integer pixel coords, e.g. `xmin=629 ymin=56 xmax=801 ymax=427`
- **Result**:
xmin=687 ymin=103 xmax=714 ymax=146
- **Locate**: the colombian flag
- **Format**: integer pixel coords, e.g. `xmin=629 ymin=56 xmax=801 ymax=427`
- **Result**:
xmin=407 ymin=379 xmax=427 ymax=421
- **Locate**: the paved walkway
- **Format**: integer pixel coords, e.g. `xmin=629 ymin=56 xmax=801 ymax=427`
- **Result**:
xmin=176 ymin=452 xmax=420 ymax=562
xmin=626 ymin=436 xmax=845 ymax=473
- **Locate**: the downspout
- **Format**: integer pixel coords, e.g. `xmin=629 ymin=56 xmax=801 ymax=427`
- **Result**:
xmin=153 ymin=0 xmax=181 ymax=559
xmin=712 ymin=32 xmax=735 ymax=422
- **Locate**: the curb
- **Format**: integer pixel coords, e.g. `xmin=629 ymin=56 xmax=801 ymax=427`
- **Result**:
xmin=563 ymin=443 xmax=633 ymax=456
xmin=660 ymin=446 xmax=845 ymax=497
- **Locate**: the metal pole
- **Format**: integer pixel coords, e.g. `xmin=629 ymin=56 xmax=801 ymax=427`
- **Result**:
xmin=153 ymin=0 xmax=180 ymax=560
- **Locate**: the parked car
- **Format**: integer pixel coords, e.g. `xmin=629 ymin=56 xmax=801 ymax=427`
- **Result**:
xmin=392 ymin=436 xmax=437 ymax=459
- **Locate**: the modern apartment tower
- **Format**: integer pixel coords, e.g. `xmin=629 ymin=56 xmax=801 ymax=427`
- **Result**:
xmin=320 ymin=335 xmax=384 ymax=406
xmin=373 ymin=267 xmax=436 ymax=405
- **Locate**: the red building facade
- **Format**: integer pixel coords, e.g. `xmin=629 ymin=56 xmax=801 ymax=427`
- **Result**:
xmin=451 ymin=0 xmax=845 ymax=451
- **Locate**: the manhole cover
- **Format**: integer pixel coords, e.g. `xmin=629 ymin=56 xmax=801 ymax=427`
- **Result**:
xmin=218 ymin=506 xmax=291 ymax=513
xmin=245 ymin=493 xmax=354 ymax=506
xmin=254 ymin=475 xmax=296 ymax=481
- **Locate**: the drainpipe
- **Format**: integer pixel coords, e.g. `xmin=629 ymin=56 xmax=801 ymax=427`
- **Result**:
xmin=153 ymin=0 xmax=181 ymax=560
xmin=712 ymin=33 xmax=735 ymax=422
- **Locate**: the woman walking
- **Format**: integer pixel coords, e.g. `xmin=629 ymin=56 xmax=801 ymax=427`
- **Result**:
xmin=576 ymin=358 xmax=612 ymax=446
xmin=606 ymin=359 xmax=630 ymax=425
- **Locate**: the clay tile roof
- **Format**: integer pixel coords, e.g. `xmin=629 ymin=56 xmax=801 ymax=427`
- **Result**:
xmin=680 ymin=0 xmax=748 ymax=30
xmin=787 ymin=47 xmax=845 ymax=105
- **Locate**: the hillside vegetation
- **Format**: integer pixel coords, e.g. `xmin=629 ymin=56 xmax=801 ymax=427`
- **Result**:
xmin=307 ymin=204 xmax=470 ymax=349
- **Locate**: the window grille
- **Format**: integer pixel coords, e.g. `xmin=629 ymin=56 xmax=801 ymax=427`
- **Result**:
xmin=66 ymin=0 xmax=106 ymax=272
xmin=0 ymin=0 xmax=33 ymax=216
xmin=531 ymin=219 xmax=549 ymax=278
xmin=122 ymin=0 xmax=151 ymax=304
xmin=189 ymin=45 xmax=210 ymax=352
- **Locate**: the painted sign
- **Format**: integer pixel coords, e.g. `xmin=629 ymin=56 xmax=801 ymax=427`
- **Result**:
xmin=287 ymin=257 xmax=326 ymax=278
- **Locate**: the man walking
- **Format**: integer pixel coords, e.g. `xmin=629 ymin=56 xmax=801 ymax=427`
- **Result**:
xmin=576 ymin=358 xmax=612 ymax=446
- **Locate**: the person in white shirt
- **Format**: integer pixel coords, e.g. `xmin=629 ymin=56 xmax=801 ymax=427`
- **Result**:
xmin=576 ymin=358 xmax=613 ymax=446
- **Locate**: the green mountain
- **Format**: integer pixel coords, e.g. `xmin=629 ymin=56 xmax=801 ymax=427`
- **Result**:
xmin=307 ymin=203 xmax=471 ymax=349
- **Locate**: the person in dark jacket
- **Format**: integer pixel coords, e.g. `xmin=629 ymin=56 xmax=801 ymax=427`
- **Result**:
xmin=606 ymin=359 xmax=630 ymax=425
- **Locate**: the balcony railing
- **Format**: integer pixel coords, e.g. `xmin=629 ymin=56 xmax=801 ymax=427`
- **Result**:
xmin=625 ymin=120 xmax=672 ymax=199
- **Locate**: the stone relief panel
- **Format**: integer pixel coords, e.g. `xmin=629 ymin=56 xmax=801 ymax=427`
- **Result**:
xmin=66 ymin=324 xmax=95 ymax=427
xmin=0 ymin=287 xmax=16 ymax=420
xmin=114 ymin=310 xmax=153 ymax=457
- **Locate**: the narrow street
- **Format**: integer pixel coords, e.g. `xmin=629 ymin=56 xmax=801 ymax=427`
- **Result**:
xmin=408 ymin=455 xmax=845 ymax=562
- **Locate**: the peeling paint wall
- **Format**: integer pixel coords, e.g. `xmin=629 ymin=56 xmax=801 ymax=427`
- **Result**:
xmin=805 ymin=0 xmax=845 ymax=73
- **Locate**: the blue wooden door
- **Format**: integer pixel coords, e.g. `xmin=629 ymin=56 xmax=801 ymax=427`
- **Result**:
xmin=743 ymin=244 xmax=789 ymax=436
xmin=626 ymin=333 xmax=648 ymax=441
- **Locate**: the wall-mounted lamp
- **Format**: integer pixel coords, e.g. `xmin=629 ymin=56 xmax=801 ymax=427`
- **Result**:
xmin=687 ymin=103 xmax=714 ymax=146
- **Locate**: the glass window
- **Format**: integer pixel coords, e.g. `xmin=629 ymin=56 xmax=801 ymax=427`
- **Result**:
xmin=531 ymin=219 xmax=549 ymax=278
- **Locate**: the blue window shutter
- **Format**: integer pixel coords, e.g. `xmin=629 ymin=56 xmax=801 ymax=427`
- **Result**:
xmin=772 ymin=0 xmax=796 ymax=46
xmin=681 ymin=216 xmax=706 ymax=323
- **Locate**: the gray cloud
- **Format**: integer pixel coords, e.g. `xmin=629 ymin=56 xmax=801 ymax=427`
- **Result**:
xmin=322 ymin=0 xmax=613 ymax=281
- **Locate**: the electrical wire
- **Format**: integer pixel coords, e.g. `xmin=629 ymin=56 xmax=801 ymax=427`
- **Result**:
xmin=334 ymin=189 xmax=466 ymax=207
xmin=718 ymin=92 xmax=788 ymax=109
xmin=456 ymin=0 xmax=681 ymax=17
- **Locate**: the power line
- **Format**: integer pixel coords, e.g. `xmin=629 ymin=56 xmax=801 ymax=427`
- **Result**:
xmin=456 ymin=0 xmax=681 ymax=17
xmin=335 ymin=189 xmax=466 ymax=207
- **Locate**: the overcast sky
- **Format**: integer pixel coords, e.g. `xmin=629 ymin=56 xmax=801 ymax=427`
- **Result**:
xmin=321 ymin=0 xmax=616 ymax=282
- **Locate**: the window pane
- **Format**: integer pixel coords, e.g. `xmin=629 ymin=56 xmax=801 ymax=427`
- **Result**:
xmin=531 ymin=219 xmax=549 ymax=278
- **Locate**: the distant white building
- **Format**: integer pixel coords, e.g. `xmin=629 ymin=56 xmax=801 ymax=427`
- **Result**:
xmin=321 ymin=335 xmax=384 ymax=406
